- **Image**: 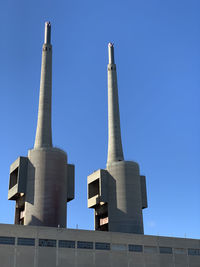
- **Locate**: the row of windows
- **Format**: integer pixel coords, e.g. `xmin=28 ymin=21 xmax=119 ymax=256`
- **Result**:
xmin=0 ymin=236 xmax=15 ymax=245
xmin=0 ymin=236 xmax=199 ymax=256
xmin=39 ymin=239 xmax=56 ymax=247
xmin=59 ymin=240 xmax=75 ymax=248
xmin=128 ymin=245 xmax=172 ymax=254
xmin=129 ymin=245 xmax=143 ymax=252
xmin=18 ymin=238 xmax=35 ymax=246
xmin=188 ymin=249 xmax=200 ymax=256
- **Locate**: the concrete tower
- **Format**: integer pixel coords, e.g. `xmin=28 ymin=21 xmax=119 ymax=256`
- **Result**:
xmin=87 ymin=43 xmax=147 ymax=234
xmin=8 ymin=22 xmax=74 ymax=227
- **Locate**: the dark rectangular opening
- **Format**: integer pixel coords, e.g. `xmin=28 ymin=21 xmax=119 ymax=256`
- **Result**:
xmin=9 ymin=168 xmax=18 ymax=189
xmin=15 ymin=196 xmax=25 ymax=225
xmin=39 ymin=239 xmax=56 ymax=247
xmin=188 ymin=248 xmax=200 ymax=256
xmin=77 ymin=241 xmax=93 ymax=249
xmin=159 ymin=247 xmax=172 ymax=254
xmin=95 ymin=203 xmax=108 ymax=231
xmin=95 ymin=242 xmax=110 ymax=250
xmin=88 ymin=179 xmax=99 ymax=198
xmin=129 ymin=244 xmax=143 ymax=252
xmin=59 ymin=240 xmax=75 ymax=248
xmin=0 ymin=236 xmax=15 ymax=245
xmin=17 ymin=238 xmax=35 ymax=246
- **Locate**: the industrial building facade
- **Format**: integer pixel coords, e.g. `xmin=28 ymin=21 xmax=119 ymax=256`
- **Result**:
xmin=0 ymin=224 xmax=200 ymax=267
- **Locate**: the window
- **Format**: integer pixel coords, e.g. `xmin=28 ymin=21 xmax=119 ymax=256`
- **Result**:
xmin=174 ymin=248 xmax=186 ymax=255
xmin=111 ymin=243 xmax=127 ymax=251
xmin=77 ymin=241 xmax=93 ymax=249
xmin=188 ymin=249 xmax=200 ymax=256
xmin=144 ymin=246 xmax=157 ymax=254
xmin=17 ymin=238 xmax=35 ymax=246
xmin=0 ymin=236 xmax=15 ymax=245
xmin=129 ymin=244 xmax=143 ymax=252
xmin=58 ymin=240 xmax=75 ymax=248
xmin=95 ymin=242 xmax=110 ymax=250
xmin=159 ymin=247 xmax=172 ymax=254
xmin=39 ymin=239 xmax=56 ymax=247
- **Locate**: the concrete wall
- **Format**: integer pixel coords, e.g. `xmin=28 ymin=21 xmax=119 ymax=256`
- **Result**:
xmin=106 ymin=161 xmax=144 ymax=234
xmin=25 ymin=148 xmax=68 ymax=227
xmin=0 ymin=224 xmax=199 ymax=267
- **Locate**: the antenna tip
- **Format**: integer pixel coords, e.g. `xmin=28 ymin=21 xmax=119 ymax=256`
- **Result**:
xmin=44 ymin=21 xmax=51 ymax=44
xmin=45 ymin=21 xmax=51 ymax=27
xmin=108 ymin=43 xmax=115 ymax=64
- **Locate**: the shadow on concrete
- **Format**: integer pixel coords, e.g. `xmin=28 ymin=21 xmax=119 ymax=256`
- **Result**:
xmin=107 ymin=170 xmax=143 ymax=234
xmin=28 ymin=216 xmax=44 ymax=226
xmin=25 ymin=160 xmax=35 ymax=205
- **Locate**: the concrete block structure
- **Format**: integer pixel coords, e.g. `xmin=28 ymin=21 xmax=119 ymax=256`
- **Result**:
xmin=0 ymin=224 xmax=199 ymax=267
xmin=8 ymin=22 xmax=75 ymax=228
xmin=87 ymin=43 xmax=147 ymax=234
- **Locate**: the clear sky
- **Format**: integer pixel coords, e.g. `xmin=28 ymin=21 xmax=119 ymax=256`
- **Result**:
xmin=0 ymin=0 xmax=199 ymax=239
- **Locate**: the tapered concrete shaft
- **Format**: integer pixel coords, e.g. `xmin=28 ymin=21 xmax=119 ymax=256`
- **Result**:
xmin=88 ymin=43 xmax=147 ymax=234
xmin=34 ymin=22 xmax=52 ymax=148
xmin=8 ymin=22 xmax=75 ymax=228
xmin=107 ymin=43 xmax=124 ymax=165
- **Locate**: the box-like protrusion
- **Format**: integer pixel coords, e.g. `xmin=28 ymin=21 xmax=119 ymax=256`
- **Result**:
xmin=87 ymin=169 xmax=108 ymax=208
xmin=67 ymin=164 xmax=75 ymax=202
xmin=8 ymin=157 xmax=28 ymax=200
xmin=140 ymin=175 xmax=148 ymax=209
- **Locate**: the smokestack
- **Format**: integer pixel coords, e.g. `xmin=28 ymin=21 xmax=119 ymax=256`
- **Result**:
xmin=44 ymin=21 xmax=51 ymax=44
xmin=8 ymin=22 xmax=75 ymax=228
xmin=34 ymin=22 xmax=52 ymax=148
xmin=87 ymin=43 xmax=147 ymax=235
xmin=107 ymin=43 xmax=124 ymax=165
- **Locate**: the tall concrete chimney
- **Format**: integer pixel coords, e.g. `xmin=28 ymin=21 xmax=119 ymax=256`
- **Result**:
xmin=34 ymin=22 xmax=52 ymax=149
xmin=87 ymin=43 xmax=147 ymax=234
xmin=107 ymin=43 xmax=124 ymax=164
xmin=8 ymin=22 xmax=75 ymax=228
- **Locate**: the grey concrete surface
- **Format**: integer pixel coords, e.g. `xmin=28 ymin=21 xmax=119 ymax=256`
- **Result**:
xmin=24 ymin=147 xmax=68 ymax=227
xmin=107 ymin=43 xmax=124 ymax=164
xmin=8 ymin=22 xmax=75 ymax=228
xmin=34 ymin=21 xmax=52 ymax=149
xmin=0 ymin=224 xmax=199 ymax=267
xmin=88 ymin=43 xmax=147 ymax=234
xmin=106 ymin=161 xmax=144 ymax=234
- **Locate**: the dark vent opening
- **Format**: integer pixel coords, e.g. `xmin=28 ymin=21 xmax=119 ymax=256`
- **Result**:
xmin=88 ymin=179 xmax=99 ymax=198
xmin=9 ymin=168 xmax=18 ymax=189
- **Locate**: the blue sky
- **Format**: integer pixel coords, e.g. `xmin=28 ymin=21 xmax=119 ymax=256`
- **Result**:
xmin=0 ymin=0 xmax=199 ymax=238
